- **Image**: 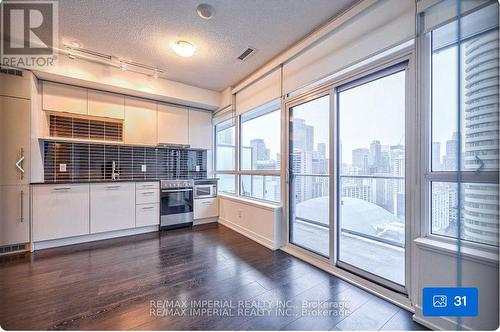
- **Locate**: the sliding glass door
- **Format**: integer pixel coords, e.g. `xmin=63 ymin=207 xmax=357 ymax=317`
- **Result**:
xmin=286 ymin=63 xmax=408 ymax=292
xmin=288 ymin=95 xmax=330 ymax=257
xmin=336 ymin=66 xmax=407 ymax=289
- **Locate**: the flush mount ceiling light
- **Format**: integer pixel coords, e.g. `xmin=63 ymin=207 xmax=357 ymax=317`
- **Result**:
xmin=171 ymin=41 xmax=197 ymax=57
xmin=196 ymin=4 xmax=215 ymax=20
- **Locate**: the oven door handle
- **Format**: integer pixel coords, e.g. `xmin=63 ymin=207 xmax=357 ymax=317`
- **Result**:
xmin=162 ymin=188 xmax=193 ymax=193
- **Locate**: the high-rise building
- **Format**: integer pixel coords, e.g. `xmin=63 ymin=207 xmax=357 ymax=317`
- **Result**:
xmin=352 ymin=148 xmax=369 ymax=174
xmin=369 ymin=140 xmax=382 ymax=173
xmin=432 ymin=183 xmax=458 ymax=231
xmin=444 ymin=132 xmax=458 ymax=170
xmin=432 ymin=142 xmax=442 ymax=170
xmin=462 ymin=30 xmax=500 ymax=246
xmin=250 ymin=139 xmax=270 ymax=163
xmin=292 ymin=118 xmax=314 ymax=152
xmin=342 ymin=180 xmax=372 ymax=202
xmin=316 ymin=143 xmax=326 ymax=159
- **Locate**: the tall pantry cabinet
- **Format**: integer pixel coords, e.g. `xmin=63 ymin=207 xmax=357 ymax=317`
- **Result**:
xmin=0 ymin=70 xmax=35 ymax=249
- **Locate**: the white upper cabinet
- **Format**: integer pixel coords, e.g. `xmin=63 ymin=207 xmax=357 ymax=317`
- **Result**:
xmin=0 ymin=71 xmax=32 ymax=99
xmin=0 ymin=96 xmax=31 ymax=185
xmin=124 ymin=96 xmax=157 ymax=146
xmin=157 ymin=103 xmax=189 ymax=145
xmin=42 ymin=81 xmax=87 ymax=115
xmin=188 ymin=109 xmax=212 ymax=150
xmin=88 ymin=90 xmax=125 ymax=119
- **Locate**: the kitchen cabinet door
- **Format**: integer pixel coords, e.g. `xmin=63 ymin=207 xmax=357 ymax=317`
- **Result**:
xmin=124 ymin=97 xmax=157 ymax=145
xmin=136 ymin=188 xmax=159 ymax=205
xmin=90 ymin=182 xmax=135 ymax=233
xmin=88 ymin=90 xmax=125 ymax=119
xmin=157 ymin=103 xmax=188 ymax=145
xmin=136 ymin=203 xmax=159 ymax=227
xmin=188 ymin=109 xmax=212 ymax=150
xmin=42 ymin=81 xmax=87 ymax=115
xmin=0 ymin=185 xmax=29 ymax=246
xmin=0 ymin=96 xmax=31 ymax=185
xmin=32 ymin=184 xmax=90 ymax=242
xmin=194 ymin=198 xmax=218 ymax=219
xmin=0 ymin=70 xmax=32 ymax=99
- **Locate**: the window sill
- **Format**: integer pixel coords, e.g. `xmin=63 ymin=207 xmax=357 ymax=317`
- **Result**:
xmin=414 ymin=237 xmax=499 ymax=266
xmin=218 ymin=193 xmax=282 ymax=211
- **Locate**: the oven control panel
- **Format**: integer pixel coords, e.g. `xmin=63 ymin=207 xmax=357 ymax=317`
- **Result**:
xmin=160 ymin=179 xmax=194 ymax=190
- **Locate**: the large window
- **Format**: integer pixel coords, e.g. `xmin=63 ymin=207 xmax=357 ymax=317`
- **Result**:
xmin=215 ymin=118 xmax=236 ymax=193
xmin=429 ymin=5 xmax=499 ymax=247
xmin=240 ymin=105 xmax=280 ymax=171
xmin=214 ymin=100 xmax=281 ymax=203
xmin=239 ymin=100 xmax=281 ymax=202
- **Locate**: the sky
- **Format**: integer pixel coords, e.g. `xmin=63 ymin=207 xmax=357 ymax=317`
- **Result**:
xmin=339 ymin=71 xmax=406 ymax=164
xmin=240 ymin=109 xmax=281 ymax=159
xmin=291 ymin=95 xmax=330 ymax=158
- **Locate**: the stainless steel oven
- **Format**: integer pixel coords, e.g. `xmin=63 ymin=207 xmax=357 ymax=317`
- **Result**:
xmin=160 ymin=179 xmax=194 ymax=230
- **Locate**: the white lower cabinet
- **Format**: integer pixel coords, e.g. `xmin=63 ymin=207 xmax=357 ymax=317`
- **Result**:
xmin=0 ymin=185 xmax=29 ymax=246
xmin=90 ymin=182 xmax=135 ymax=233
xmin=32 ymin=184 xmax=90 ymax=242
xmin=136 ymin=203 xmax=159 ymax=227
xmin=135 ymin=182 xmax=159 ymax=227
xmin=136 ymin=188 xmax=159 ymax=205
xmin=32 ymin=181 xmax=159 ymax=246
xmin=194 ymin=198 xmax=218 ymax=219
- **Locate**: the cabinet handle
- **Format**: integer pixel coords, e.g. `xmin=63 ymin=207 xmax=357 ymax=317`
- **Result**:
xmin=106 ymin=185 xmax=121 ymax=189
xmin=142 ymin=206 xmax=155 ymax=210
xmin=53 ymin=187 xmax=71 ymax=191
xmin=141 ymin=184 xmax=155 ymax=188
xmin=141 ymin=191 xmax=155 ymax=195
xmin=20 ymin=190 xmax=24 ymax=223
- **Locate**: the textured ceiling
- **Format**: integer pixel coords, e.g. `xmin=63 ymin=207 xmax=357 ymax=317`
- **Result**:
xmin=58 ymin=0 xmax=355 ymax=91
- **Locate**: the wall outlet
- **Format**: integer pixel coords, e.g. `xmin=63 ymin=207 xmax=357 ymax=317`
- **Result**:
xmin=237 ymin=210 xmax=242 ymax=218
xmin=141 ymin=165 xmax=147 ymax=172
xmin=59 ymin=164 xmax=67 ymax=172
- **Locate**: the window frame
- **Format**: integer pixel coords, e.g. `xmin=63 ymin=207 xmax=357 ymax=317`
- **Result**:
xmin=335 ymin=64 xmax=409 ymax=290
xmin=421 ymin=15 xmax=499 ymax=251
xmin=238 ymin=102 xmax=281 ymax=203
xmin=214 ymin=117 xmax=237 ymax=194
xmin=214 ymin=100 xmax=282 ymax=203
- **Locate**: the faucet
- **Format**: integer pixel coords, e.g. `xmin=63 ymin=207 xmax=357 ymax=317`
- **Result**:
xmin=111 ymin=160 xmax=120 ymax=180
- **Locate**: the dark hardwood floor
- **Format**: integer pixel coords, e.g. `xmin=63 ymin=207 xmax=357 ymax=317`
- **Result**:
xmin=0 ymin=224 xmax=426 ymax=330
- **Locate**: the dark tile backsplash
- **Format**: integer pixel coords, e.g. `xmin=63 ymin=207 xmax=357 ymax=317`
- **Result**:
xmin=43 ymin=141 xmax=207 ymax=183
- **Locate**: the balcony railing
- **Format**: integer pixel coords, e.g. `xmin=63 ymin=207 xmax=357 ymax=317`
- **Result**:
xmin=292 ymin=172 xmax=405 ymax=249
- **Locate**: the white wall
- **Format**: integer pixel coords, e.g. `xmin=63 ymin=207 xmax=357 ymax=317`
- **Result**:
xmin=218 ymin=195 xmax=282 ymax=250
xmin=413 ymin=239 xmax=499 ymax=330
xmin=33 ymin=55 xmax=221 ymax=110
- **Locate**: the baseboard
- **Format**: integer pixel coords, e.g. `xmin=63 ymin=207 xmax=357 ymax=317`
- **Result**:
xmin=32 ymin=225 xmax=158 ymax=251
xmin=193 ymin=217 xmax=218 ymax=225
xmin=281 ymin=244 xmax=414 ymax=312
xmin=218 ymin=217 xmax=277 ymax=250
